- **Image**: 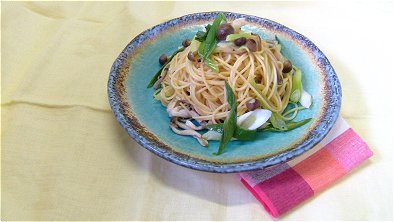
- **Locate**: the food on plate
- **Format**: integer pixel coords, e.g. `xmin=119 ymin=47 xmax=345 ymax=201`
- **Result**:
xmin=148 ymin=13 xmax=312 ymax=154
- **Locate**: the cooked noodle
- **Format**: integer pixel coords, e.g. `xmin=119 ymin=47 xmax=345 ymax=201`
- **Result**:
xmin=149 ymin=15 xmax=312 ymax=150
xmin=156 ymin=40 xmax=292 ymax=126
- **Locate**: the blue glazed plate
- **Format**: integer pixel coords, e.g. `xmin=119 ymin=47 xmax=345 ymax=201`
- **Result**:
xmin=108 ymin=12 xmax=341 ymax=173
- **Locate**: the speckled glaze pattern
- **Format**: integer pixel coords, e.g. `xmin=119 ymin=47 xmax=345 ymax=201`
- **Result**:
xmin=108 ymin=12 xmax=341 ymax=173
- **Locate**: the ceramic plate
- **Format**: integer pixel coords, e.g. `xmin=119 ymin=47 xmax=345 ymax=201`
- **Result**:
xmin=108 ymin=12 xmax=341 ymax=173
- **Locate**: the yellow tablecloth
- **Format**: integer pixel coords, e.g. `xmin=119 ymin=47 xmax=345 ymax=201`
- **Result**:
xmin=2 ymin=2 xmax=393 ymax=220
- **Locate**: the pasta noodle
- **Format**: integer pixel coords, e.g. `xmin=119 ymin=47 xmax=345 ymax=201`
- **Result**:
xmin=157 ymin=40 xmax=292 ymax=125
xmin=149 ymin=14 xmax=312 ymax=150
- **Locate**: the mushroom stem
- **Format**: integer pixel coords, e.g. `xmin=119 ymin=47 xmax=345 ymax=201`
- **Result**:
xmin=170 ymin=123 xmax=201 ymax=138
xmin=153 ymin=68 xmax=168 ymax=89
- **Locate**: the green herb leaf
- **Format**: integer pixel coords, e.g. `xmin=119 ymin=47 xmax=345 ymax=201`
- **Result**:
xmin=260 ymin=118 xmax=312 ymax=132
xmin=215 ymin=81 xmax=237 ymax=155
xmin=147 ymin=47 xmax=185 ymax=88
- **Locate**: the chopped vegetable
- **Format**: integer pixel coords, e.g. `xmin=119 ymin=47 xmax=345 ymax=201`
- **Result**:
xmin=290 ymin=68 xmax=302 ymax=102
xmin=204 ymin=57 xmax=219 ymax=73
xmin=147 ymin=47 xmax=184 ymax=88
xmin=189 ymin=38 xmax=201 ymax=52
xmin=234 ymin=126 xmax=257 ymax=140
xmin=204 ymin=123 xmax=257 ymax=141
xmin=231 ymin=18 xmax=247 ymax=33
xmin=300 ymin=89 xmax=312 ymax=108
xmin=275 ymin=35 xmax=282 ymax=45
xmin=215 ymin=81 xmax=237 ymax=155
xmin=276 ymin=44 xmax=282 ymax=52
xmin=237 ymin=109 xmax=272 ymax=130
xmin=202 ymin=130 xmax=223 ymax=140
xmin=195 ymin=24 xmax=212 ymax=42
xmin=153 ymin=88 xmax=162 ymax=100
xmin=260 ymin=118 xmax=312 ymax=132
xmin=270 ymin=112 xmax=287 ymax=131
xmin=198 ymin=13 xmax=226 ymax=72
xmin=225 ymin=32 xmax=252 ymax=41
xmin=204 ymin=123 xmax=224 ymax=134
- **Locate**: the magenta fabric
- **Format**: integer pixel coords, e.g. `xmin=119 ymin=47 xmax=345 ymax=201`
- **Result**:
xmin=326 ymin=128 xmax=372 ymax=172
xmin=239 ymin=125 xmax=373 ymax=218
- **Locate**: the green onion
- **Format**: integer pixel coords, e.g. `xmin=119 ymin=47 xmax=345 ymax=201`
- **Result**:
xmin=270 ymin=112 xmax=287 ymax=131
xmin=205 ymin=124 xmax=257 ymax=141
xmin=234 ymin=126 xmax=257 ymax=140
xmin=204 ymin=57 xmax=219 ymax=73
xmin=274 ymin=35 xmax=282 ymax=52
xmin=215 ymin=81 xmax=237 ymax=155
xmin=195 ymin=24 xmax=212 ymax=42
xmin=276 ymin=44 xmax=282 ymax=52
xmin=260 ymin=118 xmax=312 ymax=132
xmin=275 ymin=35 xmax=303 ymax=103
xmin=198 ymin=12 xmax=225 ymax=72
xmin=225 ymin=32 xmax=252 ymax=41
xmin=189 ymin=38 xmax=201 ymax=52
xmin=290 ymin=68 xmax=302 ymax=102
xmin=205 ymin=123 xmax=224 ymax=134
xmin=153 ymin=88 xmax=161 ymax=100
xmin=275 ymin=35 xmax=282 ymax=45
xmin=147 ymin=47 xmax=185 ymax=88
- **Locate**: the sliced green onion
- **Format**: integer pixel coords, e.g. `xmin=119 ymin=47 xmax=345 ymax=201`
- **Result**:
xmin=274 ymin=35 xmax=283 ymax=53
xmin=205 ymin=123 xmax=257 ymax=141
xmin=215 ymin=81 xmax=237 ymax=155
xmin=276 ymin=44 xmax=282 ymax=52
xmin=198 ymin=13 xmax=225 ymax=72
xmin=234 ymin=126 xmax=257 ymax=140
xmin=275 ymin=35 xmax=282 ymax=45
xmin=204 ymin=57 xmax=219 ymax=73
xmin=153 ymin=88 xmax=162 ymax=100
xmin=189 ymin=38 xmax=201 ymax=52
xmin=225 ymin=32 xmax=252 ymax=41
xmin=195 ymin=24 xmax=212 ymax=42
xmin=205 ymin=123 xmax=224 ymax=134
xmin=290 ymin=68 xmax=302 ymax=102
xmin=260 ymin=118 xmax=312 ymax=132
xmin=269 ymin=112 xmax=287 ymax=131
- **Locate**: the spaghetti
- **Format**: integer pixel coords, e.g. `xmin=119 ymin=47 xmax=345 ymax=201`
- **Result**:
xmin=149 ymin=14 xmax=312 ymax=152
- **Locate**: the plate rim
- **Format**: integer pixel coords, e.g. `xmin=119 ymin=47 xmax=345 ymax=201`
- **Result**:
xmin=107 ymin=11 xmax=342 ymax=173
